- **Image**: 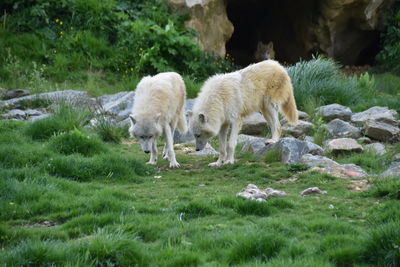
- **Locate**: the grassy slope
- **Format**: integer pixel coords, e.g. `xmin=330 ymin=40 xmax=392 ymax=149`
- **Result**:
xmin=1 ymin=120 xmax=399 ymax=266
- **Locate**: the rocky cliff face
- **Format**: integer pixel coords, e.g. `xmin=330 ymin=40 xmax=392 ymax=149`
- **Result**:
xmin=167 ymin=0 xmax=395 ymax=65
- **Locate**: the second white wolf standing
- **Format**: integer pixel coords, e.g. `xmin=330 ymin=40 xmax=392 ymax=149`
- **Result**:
xmin=129 ymin=72 xmax=187 ymax=168
xmin=189 ymin=60 xmax=298 ymax=167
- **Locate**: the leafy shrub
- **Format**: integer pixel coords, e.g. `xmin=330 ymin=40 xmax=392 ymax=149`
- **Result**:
xmin=44 ymin=153 xmax=153 ymax=181
xmin=287 ymin=56 xmax=361 ymax=110
xmin=375 ymin=3 xmax=400 ymax=74
xmin=49 ymin=129 xmax=106 ymax=156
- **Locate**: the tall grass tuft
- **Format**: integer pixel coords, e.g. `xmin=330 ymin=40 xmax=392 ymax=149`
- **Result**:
xmin=91 ymin=116 xmax=128 ymax=143
xmin=361 ymin=221 xmax=400 ymax=266
xmin=364 ymin=177 xmax=400 ymax=199
xmin=287 ymin=56 xmax=360 ymax=110
xmin=25 ymin=101 xmax=91 ymax=140
xmin=44 ymin=153 xmax=153 ymax=182
xmin=228 ymin=233 xmax=286 ymax=264
xmin=49 ymin=129 xmax=107 ymax=156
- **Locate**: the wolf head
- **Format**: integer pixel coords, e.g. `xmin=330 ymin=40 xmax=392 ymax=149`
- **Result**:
xmin=188 ymin=111 xmax=218 ymax=151
xmin=129 ymin=114 xmax=162 ymax=153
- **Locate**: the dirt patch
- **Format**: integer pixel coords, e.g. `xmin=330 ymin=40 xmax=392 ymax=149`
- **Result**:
xmin=24 ymin=220 xmax=58 ymax=228
xmin=348 ymin=179 xmax=371 ymax=192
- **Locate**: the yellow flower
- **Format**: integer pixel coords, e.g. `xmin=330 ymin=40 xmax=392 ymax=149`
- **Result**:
xmin=55 ymin=18 xmax=59 ymax=23
xmin=60 ymin=21 xmax=63 ymax=25
xmin=60 ymin=31 xmax=64 ymax=35
xmin=130 ymin=68 xmax=134 ymax=71
xmin=9 ymin=202 xmax=15 ymax=205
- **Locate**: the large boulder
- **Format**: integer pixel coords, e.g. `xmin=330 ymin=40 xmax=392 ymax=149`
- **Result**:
xmin=381 ymin=165 xmax=400 ymax=178
xmin=300 ymin=154 xmax=368 ymax=179
xmin=325 ymin=138 xmax=364 ymax=153
xmin=364 ymin=120 xmax=400 ymax=143
xmin=325 ymin=118 xmax=361 ymax=139
xmin=95 ymin=91 xmax=135 ymax=121
xmin=254 ymin=138 xmax=324 ymax=165
xmin=317 ymin=104 xmax=352 ymax=122
xmin=282 ymin=120 xmax=313 ymax=138
xmin=240 ymin=112 xmax=268 ymax=135
xmin=4 ymin=89 xmax=30 ymax=100
xmin=351 ymin=106 xmax=399 ymax=126
xmin=0 ymin=90 xmax=94 ymax=110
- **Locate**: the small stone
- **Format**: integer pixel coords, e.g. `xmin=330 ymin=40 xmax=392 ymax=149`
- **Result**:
xmin=300 ymin=187 xmax=327 ymax=196
xmin=325 ymin=138 xmax=363 ymax=153
xmin=1 ymin=109 xmax=26 ymax=119
xmin=264 ymin=188 xmax=287 ymax=197
xmin=364 ymin=121 xmax=400 ymax=143
xmin=282 ymin=120 xmax=313 ymax=138
xmin=351 ymin=106 xmax=398 ymax=126
xmin=325 ymin=119 xmax=361 ymax=139
xmin=365 ymin=143 xmax=386 ymax=155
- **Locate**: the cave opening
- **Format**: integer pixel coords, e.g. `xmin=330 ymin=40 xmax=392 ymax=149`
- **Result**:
xmin=225 ymin=0 xmax=381 ymax=66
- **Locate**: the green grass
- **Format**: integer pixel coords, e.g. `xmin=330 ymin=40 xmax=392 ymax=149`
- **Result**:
xmin=1 ymin=119 xmax=399 ymax=266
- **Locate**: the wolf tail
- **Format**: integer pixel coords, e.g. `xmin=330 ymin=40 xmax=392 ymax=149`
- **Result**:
xmin=280 ymin=81 xmax=298 ymax=125
xmin=177 ymin=103 xmax=188 ymax=133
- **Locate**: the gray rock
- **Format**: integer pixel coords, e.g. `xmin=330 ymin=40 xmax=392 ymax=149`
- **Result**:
xmin=1 ymin=109 xmax=26 ymax=119
xmin=298 ymin=110 xmax=310 ymax=121
xmin=304 ymin=136 xmax=315 ymax=143
xmin=174 ymin=99 xmax=196 ymax=144
xmin=25 ymin=109 xmax=43 ymax=117
xmin=237 ymin=184 xmax=287 ymax=201
xmin=325 ymin=118 xmax=361 ymax=139
xmin=241 ymin=112 xmax=268 ymax=135
xmin=364 ymin=120 xmax=400 ymax=143
xmin=282 ymin=120 xmax=313 ymax=138
xmin=191 ymin=143 xmax=218 ymax=156
xmin=300 ymin=154 xmax=368 ymax=178
xmin=96 ymin=91 xmax=135 ymax=121
xmin=381 ymin=165 xmax=400 ymax=177
xmin=325 ymin=138 xmax=363 ymax=153
xmin=365 ymin=143 xmax=386 ymax=155
xmin=300 ymin=187 xmax=327 ymax=196
xmin=4 ymin=89 xmax=30 ymax=100
xmin=28 ymin=114 xmax=51 ymax=122
xmin=394 ymin=153 xmax=400 ymax=161
xmin=237 ymin=134 xmax=267 ymax=145
xmin=255 ymin=138 xmax=324 ymax=165
xmin=240 ymin=135 xmax=271 ymax=154
xmin=0 ymin=90 xmax=94 ymax=110
xmin=318 ymin=104 xmax=352 ymax=122
xmin=389 ymin=161 xmax=400 ymax=169
xmin=351 ymin=106 xmax=399 ymax=126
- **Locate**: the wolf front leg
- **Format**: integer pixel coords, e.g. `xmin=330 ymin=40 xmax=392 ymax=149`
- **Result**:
xmin=147 ymin=139 xmax=158 ymax=165
xmin=208 ymin=123 xmax=229 ymax=167
xmin=224 ymin=120 xmax=242 ymax=165
xmin=164 ymin=123 xmax=180 ymax=168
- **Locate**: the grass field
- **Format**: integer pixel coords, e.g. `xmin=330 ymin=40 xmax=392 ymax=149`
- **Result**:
xmin=1 ymin=117 xmax=399 ymax=266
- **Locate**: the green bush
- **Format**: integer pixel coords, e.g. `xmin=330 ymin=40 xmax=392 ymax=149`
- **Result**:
xmin=91 ymin=116 xmax=128 ymax=143
xmin=375 ymin=3 xmax=400 ymax=74
xmin=0 ymin=0 xmax=235 ymax=88
xmin=49 ymin=129 xmax=106 ymax=156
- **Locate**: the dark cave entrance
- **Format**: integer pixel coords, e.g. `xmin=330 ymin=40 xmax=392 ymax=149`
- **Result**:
xmin=225 ymin=0 xmax=380 ymax=66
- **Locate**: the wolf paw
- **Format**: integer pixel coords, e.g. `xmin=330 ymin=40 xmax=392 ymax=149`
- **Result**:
xmin=169 ymin=161 xmax=180 ymax=168
xmin=223 ymin=159 xmax=235 ymax=165
xmin=208 ymin=161 xmax=222 ymax=167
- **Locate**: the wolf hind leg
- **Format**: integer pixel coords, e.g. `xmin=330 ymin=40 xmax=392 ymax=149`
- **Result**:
xmin=208 ymin=124 xmax=229 ymax=167
xmin=262 ymin=97 xmax=281 ymax=142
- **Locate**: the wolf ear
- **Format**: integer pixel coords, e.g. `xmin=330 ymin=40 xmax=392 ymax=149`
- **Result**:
xmin=199 ymin=113 xmax=206 ymax=123
xmin=129 ymin=115 xmax=136 ymax=125
xmin=267 ymin=41 xmax=274 ymax=49
xmin=154 ymin=113 xmax=161 ymax=123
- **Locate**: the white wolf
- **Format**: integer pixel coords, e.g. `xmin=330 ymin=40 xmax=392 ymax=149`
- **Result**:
xmin=189 ymin=60 xmax=298 ymax=167
xmin=129 ymin=72 xmax=187 ymax=168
